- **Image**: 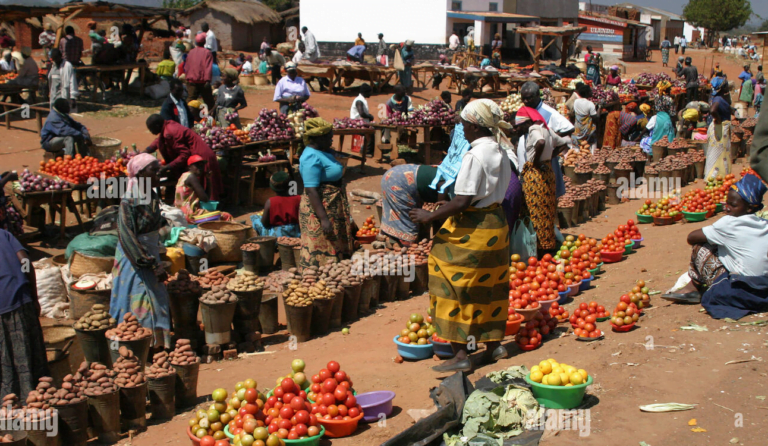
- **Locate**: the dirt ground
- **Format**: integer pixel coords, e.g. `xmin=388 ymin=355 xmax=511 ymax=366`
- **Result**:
xmin=7 ymin=49 xmax=768 ymax=446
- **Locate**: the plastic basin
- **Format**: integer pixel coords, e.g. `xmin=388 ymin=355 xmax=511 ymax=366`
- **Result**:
xmin=601 ymin=250 xmax=623 ymax=263
xmin=557 ymin=290 xmax=569 ymax=304
xmin=538 ymin=298 xmax=558 ymax=311
xmin=653 ymin=216 xmax=676 ymax=226
xmin=587 ymin=263 xmax=603 ymax=276
xmin=225 ymin=425 xmax=326 ymax=444
xmin=579 ymin=277 xmax=593 ymax=291
xmin=505 ymin=318 xmax=522 ymax=336
xmin=317 ymin=412 xmax=364 ymax=438
xmin=636 ymin=212 xmax=654 ymax=224
xmin=187 ymin=427 xmax=202 ymax=446
xmin=525 ymin=374 xmax=594 ymax=409
xmin=515 ymin=307 xmax=541 ymax=321
xmin=356 ymin=234 xmax=376 ymax=244
xmin=623 ymin=243 xmax=633 ymax=255
xmin=182 ymin=243 xmax=206 ymax=257
xmin=567 ymin=282 xmax=581 ymax=297
xmin=431 ymin=339 xmax=454 ymax=358
xmin=357 ymin=391 xmax=396 ymax=423
xmin=683 ymin=210 xmax=708 ymax=222
xmin=632 ymin=237 xmax=644 ymax=249
xmin=199 ymin=201 xmax=219 ymax=211
xmin=393 ymin=335 xmax=433 ymax=360
xmin=610 ymin=321 xmax=636 ymax=332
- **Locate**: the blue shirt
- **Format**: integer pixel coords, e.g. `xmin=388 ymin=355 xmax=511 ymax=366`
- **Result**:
xmin=347 ymin=45 xmax=365 ymax=59
xmin=273 ymin=75 xmax=311 ymax=102
xmin=299 ymin=147 xmax=343 ymax=188
xmin=0 ymin=229 xmax=32 ymax=315
xmin=170 ymin=94 xmax=189 ymax=128
xmin=739 ymin=71 xmax=751 ymax=84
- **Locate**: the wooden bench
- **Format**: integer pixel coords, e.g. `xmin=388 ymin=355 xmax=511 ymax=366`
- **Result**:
xmin=0 ymin=100 xmax=47 ymax=133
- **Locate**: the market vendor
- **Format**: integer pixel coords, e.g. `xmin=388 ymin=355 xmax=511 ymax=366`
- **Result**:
xmin=347 ymin=44 xmax=366 ymax=63
xmin=110 ymin=154 xmax=171 ymax=350
xmin=381 ymin=84 xmax=412 ymax=143
xmin=681 ymin=57 xmax=700 ymax=104
xmin=662 ymin=174 xmax=768 ymax=319
xmin=677 ymin=101 xmax=709 ymax=137
xmin=350 ymin=83 xmax=375 ymax=157
xmin=380 ymin=162 xmax=442 ymax=246
xmin=0 ymin=229 xmax=48 ymax=400
xmin=273 ymin=61 xmax=310 ymax=115
xmin=571 ymin=83 xmax=598 ymax=150
xmin=738 ymin=65 xmax=754 ymax=107
xmin=710 ymin=77 xmax=732 ymax=118
xmin=409 ymin=99 xmax=511 ymax=373
xmin=214 ymin=68 xmax=247 ymax=128
xmin=143 ymin=114 xmax=223 ymax=203
xmin=616 ymin=102 xmax=642 ymax=144
xmin=174 ymin=155 xmax=232 ymax=223
xmin=40 ymin=98 xmax=92 ymax=157
xmin=0 ymin=171 xmax=21 ymax=236
xmin=675 ymin=56 xmax=685 ymax=77
xmin=605 ymin=66 xmax=621 ymax=86
xmin=399 ymin=40 xmax=415 ymax=94
xmin=251 ymin=171 xmax=300 ymax=238
xmin=7 ymin=47 xmax=38 ymax=88
xmin=0 ymin=50 xmax=16 ymax=73
xmin=298 ymin=118 xmax=355 ymax=268
xmin=48 ymin=49 xmax=77 ymax=108
xmin=649 ymin=80 xmax=677 ymax=146
xmin=704 ymin=101 xmax=731 ymax=180
xmin=585 ymin=49 xmax=601 ymax=85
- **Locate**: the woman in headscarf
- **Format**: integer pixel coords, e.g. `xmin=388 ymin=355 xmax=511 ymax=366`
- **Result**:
xmin=298 ymin=118 xmax=355 ymax=268
xmin=410 ymin=99 xmax=511 ymax=373
xmin=585 ymin=49 xmax=601 ymax=85
xmin=400 ymin=40 xmax=415 ymax=93
xmin=663 ymin=174 xmax=768 ymax=319
xmin=704 ymin=100 xmax=731 ymax=180
xmin=648 ymin=80 xmax=677 ymax=151
xmin=618 ymin=102 xmax=641 ymax=144
xmin=215 ymin=68 xmax=247 ymax=128
xmin=174 ymin=155 xmax=232 ymax=223
xmin=110 ymin=154 xmax=171 ymax=350
xmin=250 ymin=171 xmax=301 ymax=238
xmin=572 ymin=83 xmax=598 ymax=150
xmin=515 ymin=106 xmax=562 ymax=252
xmin=491 ymin=33 xmax=502 ymax=57
xmin=602 ymin=104 xmax=622 ymax=149
xmin=710 ymin=77 xmax=731 ymax=117
xmin=606 ymin=65 xmax=622 ymax=86
xmin=738 ymin=64 xmax=753 ymax=106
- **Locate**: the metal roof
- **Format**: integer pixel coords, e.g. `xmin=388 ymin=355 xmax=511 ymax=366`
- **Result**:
xmin=447 ymin=11 xmax=539 ymax=23
xmin=614 ymin=3 xmax=684 ymax=21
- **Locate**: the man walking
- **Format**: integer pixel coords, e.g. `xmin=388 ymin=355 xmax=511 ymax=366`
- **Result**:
xmin=185 ymin=33 xmax=214 ymax=110
xmin=680 ymin=35 xmax=687 ymax=55
xmin=674 ymin=35 xmax=680 ymax=54
xmin=201 ymin=23 xmax=218 ymax=59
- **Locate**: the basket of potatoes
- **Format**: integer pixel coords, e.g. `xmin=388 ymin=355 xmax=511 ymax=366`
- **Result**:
xmin=73 ymin=304 xmax=115 ymax=367
xmin=306 ymin=279 xmax=338 ymax=336
xmin=166 ymin=270 xmax=203 ymax=340
xmin=113 ymin=347 xmax=148 ymax=431
xmin=282 ymin=279 xmax=315 ymax=342
xmin=105 ymin=313 xmax=153 ymax=369
xmin=199 ymin=286 xmax=238 ymax=345
xmin=227 ymin=271 xmax=265 ymax=334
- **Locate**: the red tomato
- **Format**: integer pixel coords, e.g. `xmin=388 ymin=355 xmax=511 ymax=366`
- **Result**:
xmin=200 ymin=437 xmax=216 ymax=446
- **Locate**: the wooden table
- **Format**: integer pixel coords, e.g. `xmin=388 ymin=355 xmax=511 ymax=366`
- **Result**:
xmin=8 ymin=185 xmax=81 ymax=241
xmin=75 ymin=62 xmax=148 ymax=102
xmin=225 ymin=138 xmax=300 ymax=207
xmin=334 ymin=127 xmax=376 ymax=173
xmin=372 ymin=123 xmax=454 ymax=166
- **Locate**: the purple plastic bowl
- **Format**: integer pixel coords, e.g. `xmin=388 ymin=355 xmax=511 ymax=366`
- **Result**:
xmin=357 ymin=391 xmax=396 ymax=423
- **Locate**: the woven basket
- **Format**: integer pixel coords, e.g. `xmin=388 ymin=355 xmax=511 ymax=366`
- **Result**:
xmin=90 ymin=136 xmax=122 ymax=162
xmin=69 ymin=251 xmax=114 ymax=278
xmin=253 ymin=74 xmax=269 ymax=86
xmin=68 ymin=285 xmax=111 ymax=321
xmin=239 ymin=74 xmax=255 ymax=86
xmin=197 ymin=221 xmax=250 ymax=263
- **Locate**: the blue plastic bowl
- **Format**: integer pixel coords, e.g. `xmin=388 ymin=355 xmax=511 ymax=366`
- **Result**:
xmin=393 ymin=335 xmax=433 ymax=360
xmin=182 ymin=243 xmax=205 ymax=257
xmin=199 ymin=201 xmax=219 ymax=211
xmin=357 ymin=391 xmax=396 ymax=423
xmin=558 ymin=290 xmax=569 ymax=304
xmin=579 ymin=277 xmax=593 ymax=292
xmin=431 ymin=339 xmax=454 ymax=358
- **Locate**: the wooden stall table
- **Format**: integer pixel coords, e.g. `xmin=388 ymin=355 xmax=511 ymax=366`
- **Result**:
xmin=334 ymin=64 xmax=397 ymax=92
xmin=372 ymin=123 xmax=454 ymax=166
xmin=297 ymin=63 xmax=338 ymax=93
xmin=334 ymin=127 xmax=376 ymax=173
xmin=0 ymin=100 xmax=46 ymax=133
xmin=75 ymin=62 xmax=149 ymax=102
xmin=411 ymin=64 xmax=436 ymax=89
xmin=7 ymin=183 xmax=83 ymax=242
xmin=226 ymin=138 xmax=299 ymax=207
xmin=239 ymin=159 xmax=291 ymax=206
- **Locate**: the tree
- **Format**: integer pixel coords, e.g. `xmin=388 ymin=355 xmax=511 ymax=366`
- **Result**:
xmin=683 ymin=0 xmax=753 ymax=34
xmin=760 ymin=19 xmax=768 ymax=31
xmin=162 ymin=0 xmax=200 ymax=8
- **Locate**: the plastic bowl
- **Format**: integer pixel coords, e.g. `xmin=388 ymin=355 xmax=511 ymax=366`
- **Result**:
xmin=674 ymin=213 xmax=684 ymax=221
xmin=610 ymin=321 xmax=636 ymax=332
xmin=538 ymin=298 xmax=559 ymax=311
xmin=226 ymin=425 xmax=326 ymax=445
xmin=505 ymin=318 xmax=522 ymax=336
xmin=653 ymin=216 xmax=676 ymax=226
xmin=316 ymin=411 xmax=364 ymax=438
xmin=188 ymin=427 xmax=202 ymax=446
xmin=632 ymin=237 xmax=644 ymax=249
xmin=525 ymin=374 xmax=594 ymax=409
xmin=518 ymin=343 xmax=541 ymax=351
xmin=393 ymin=335 xmax=433 ymax=360
xmin=683 ymin=210 xmax=708 ymax=222
xmin=567 ymin=282 xmax=581 ymax=297
xmin=357 ymin=391 xmax=396 ymax=423
xmin=199 ymin=201 xmax=219 ymax=211
xmin=431 ymin=339 xmax=455 ymax=358
xmin=579 ymin=277 xmax=593 ymax=292
xmin=623 ymin=243 xmax=633 ymax=255
xmin=635 ymin=212 xmax=654 ymax=224
xmin=587 ymin=263 xmax=602 ymax=276
xmin=515 ymin=307 xmax=541 ymax=321
xmin=716 ymin=202 xmax=724 ymax=213
xmin=356 ymin=234 xmax=376 ymax=244
xmin=557 ymin=290 xmax=570 ymax=304
xmin=182 ymin=242 xmax=206 ymax=257
xmin=601 ymin=250 xmax=624 ymax=263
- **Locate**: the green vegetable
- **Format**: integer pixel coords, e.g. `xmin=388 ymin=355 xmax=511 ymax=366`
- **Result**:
xmin=639 ymin=403 xmax=696 ymax=412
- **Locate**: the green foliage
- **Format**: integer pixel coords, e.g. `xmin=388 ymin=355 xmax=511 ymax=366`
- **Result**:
xmin=262 ymin=0 xmax=293 ymax=12
xmin=163 ymin=0 xmax=201 ymax=8
xmin=761 ymin=19 xmax=768 ymax=31
xmin=682 ymin=0 xmax=754 ymax=33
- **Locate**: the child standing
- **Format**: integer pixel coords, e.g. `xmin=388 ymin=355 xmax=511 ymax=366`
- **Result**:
xmin=250 ymin=172 xmax=301 ymax=238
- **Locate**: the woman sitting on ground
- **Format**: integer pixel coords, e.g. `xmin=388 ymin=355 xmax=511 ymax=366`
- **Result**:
xmin=250 ymin=171 xmax=301 ymax=238
xmin=662 ymin=174 xmax=768 ymax=319
xmin=174 ymin=155 xmax=232 ymax=223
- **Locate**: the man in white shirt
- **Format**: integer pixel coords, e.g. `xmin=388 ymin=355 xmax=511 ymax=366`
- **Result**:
xmin=201 ymin=23 xmax=218 ymax=57
xmin=292 ymin=42 xmax=304 ymax=64
xmin=48 ymin=48 xmax=78 ymax=108
xmin=350 ymin=83 xmax=375 ymax=156
xmin=301 ymin=26 xmax=320 ymax=62
xmin=449 ymin=32 xmax=460 ymax=51
xmin=674 ymin=35 xmax=680 ymax=54
xmin=680 ymin=36 xmax=687 ymax=55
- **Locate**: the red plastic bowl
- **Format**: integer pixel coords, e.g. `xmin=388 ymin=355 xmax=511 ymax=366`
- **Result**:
xmin=187 ymin=427 xmax=201 ymax=446
xmin=653 ymin=216 xmax=676 ymax=226
xmin=356 ymin=234 xmax=376 ymax=244
xmin=601 ymin=250 xmax=624 ymax=263
xmin=316 ymin=412 xmax=364 ymax=438
xmin=610 ymin=321 xmax=636 ymax=332
xmin=505 ymin=318 xmax=522 ymax=336
xmin=518 ymin=343 xmax=541 ymax=351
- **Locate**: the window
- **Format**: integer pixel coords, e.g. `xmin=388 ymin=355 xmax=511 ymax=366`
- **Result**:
xmin=489 ymin=2 xmax=498 ymax=11
xmin=451 ymin=1 xmax=462 ymax=11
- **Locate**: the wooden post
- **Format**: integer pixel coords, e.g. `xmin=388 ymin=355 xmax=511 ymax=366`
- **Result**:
xmin=533 ymin=35 xmax=542 ymax=72
xmin=561 ymin=35 xmax=571 ymax=67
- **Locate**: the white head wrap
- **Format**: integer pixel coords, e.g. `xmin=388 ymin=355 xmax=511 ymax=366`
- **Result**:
xmin=460 ymin=99 xmax=513 ymax=144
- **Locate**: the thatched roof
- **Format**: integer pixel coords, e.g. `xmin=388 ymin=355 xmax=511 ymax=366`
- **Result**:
xmin=184 ymin=0 xmax=282 ymax=25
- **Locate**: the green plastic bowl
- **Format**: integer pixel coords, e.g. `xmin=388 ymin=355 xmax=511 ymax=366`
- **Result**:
xmin=224 ymin=425 xmax=326 ymax=444
xmin=623 ymin=243 xmax=633 ymax=255
xmin=199 ymin=201 xmax=219 ymax=211
xmin=525 ymin=374 xmax=594 ymax=409
xmin=716 ymin=202 xmax=724 ymax=213
xmin=682 ymin=210 xmax=708 ymax=222
xmin=635 ymin=212 xmax=654 ymax=224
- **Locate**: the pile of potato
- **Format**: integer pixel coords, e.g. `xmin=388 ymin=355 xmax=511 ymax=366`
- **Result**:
xmin=79 ymin=362 xmax=117 ymax=396
xmin=195 ymin=269 xmax=229 ymax=288
xmin=113 ymin=347 xmax=145 ymax=388
xmin=169 ymin=339 xmax=199 ymax=366
xmin=74 ymin=304 xmax=116 ymax=331
xmin=1 ymin=434 xmax=18 ymax=443
xmin=283 ymin=281 xmax=315 ymax=307
xmin=265 ymin=269 xmax=300 ymax=293
xmin=105 ymin=312 xmax=152 ymax=341
xmin=563 ymin=148 xmax=590 ymax=167
xmin=200 ymin=285 xmax=237 ymax=304
xmin=166 ymin=269 xmax=203 ymax=297
xmin=27 ymin=375 xmax=85 ymax=407
xmin=405 ymin=239 xmax=432 ymax=266
xmin=146 ymin=351 xmax=175 ymax=379
xmin=277 ymin=237 xmax=301 ymax=247
xmin=0 ymin=393 xmax=20 ymax=417
xmin=316 ymin=260 xmax=361 ymax=289
xmin=240 ymin=243 xmax=261 ymax=252
xmin=227 ymin=271 xmax=265 ymax=293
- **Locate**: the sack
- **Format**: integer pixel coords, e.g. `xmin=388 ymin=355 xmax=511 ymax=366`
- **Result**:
xmin=64 ymin=232 xmax=118 ymax=260
xmin=393 ymin=50 xmax=404 ymax=71
xmin=351 ymin=135 xmax=364 ymax=153
xmin=34 ymin=259 xmax=68 ymax=319
xmin=510 ymin=217 xmax=537 ymax=260
xmin=145 ymin=80 xmax=170 ymax=99
xmin=379 ymin=55 xmax=389 ymax=67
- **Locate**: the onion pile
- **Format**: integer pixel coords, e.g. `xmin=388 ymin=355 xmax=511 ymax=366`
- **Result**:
xmin=589 ymin=85 xmax=619 ymax=105
xmin=333 ymin=117 xmax=371 ymax=129
xmin=286 ymin=104 xmax=319 ymax=138
xmin=18 ymin=169 xmax=71 ymax=193
xmin=635 ymin=72 xmax=671 ymax=86
xmin=112 ymin=145 xmax=138 ymax=163
xmin=499 ymin=93 xmax=523 ymax=115
xmin=381 ymin=112 xmax=411 ymax=126
xmin=412 ymin=100 xmax=455 ymax=126
xmin=257 ymin=150 xmax=277 ymax=162
xmin=248 ymin=108 xmax=295 ymax=142
xmin=616 ymin=83 xmax=639 ymax=96
xmin=195 ymin=125 xmax=240 ymax=151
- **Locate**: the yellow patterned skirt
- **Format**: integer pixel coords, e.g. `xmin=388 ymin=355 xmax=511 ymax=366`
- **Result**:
xmin=428 ymin=204 xmax=510 ymax=344
xmin=521 ymin=162 xmax=557 ymax=251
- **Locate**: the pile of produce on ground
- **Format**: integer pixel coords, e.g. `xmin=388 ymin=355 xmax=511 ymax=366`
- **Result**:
xmin=74 ymin=304 xmax=116 ymax=331
xmin=105 ymin=312 xmax=152 ymax=341
xmin=396 ymin=313 xmax=434 ymax=345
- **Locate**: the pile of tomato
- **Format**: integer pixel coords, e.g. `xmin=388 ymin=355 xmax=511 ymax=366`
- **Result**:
xmin=601 ymin=220 xmax=640 ymax=253
xmin=680 ymin=189 xmax=716 ymax=214
xmin=263 ymin=378 xmax=317 ymax=440
xmin=638 ymin=197 xmax=681 ymax=218
xmin=554 ymin=234 xmax=602 ymax=270
xmin=515 ymin=309 xmax=557 ymax=350
xmin=308 ymin=361 xmax=362 ymax=422
xmin=507 ymin=307 xmax=523 ymax=323
xmin=508 ymin=255 xmax=562 ymax=310
xmin=548 ymin=302 xmax=569 ymax=323
xmin=355 ymin=216 xmax=379 ymax=238
xmin=569 ymin=301 xmax=607 ymax=338
xmin=40 ymin=154 xmax=126 ymax=185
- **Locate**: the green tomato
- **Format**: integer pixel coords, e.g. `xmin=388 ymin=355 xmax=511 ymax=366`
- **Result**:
xmin=243 ymin=378 xmax=257 ymax=389
xmin=235 ymin=381 xmax=245 ymax=391
xmin=342 ymin=327 xmax=350 ymax=335
xmin=211 ymin=388 xmax=228 ymax=403
xmin=207 ymin=408 xmax=220 ymax=423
